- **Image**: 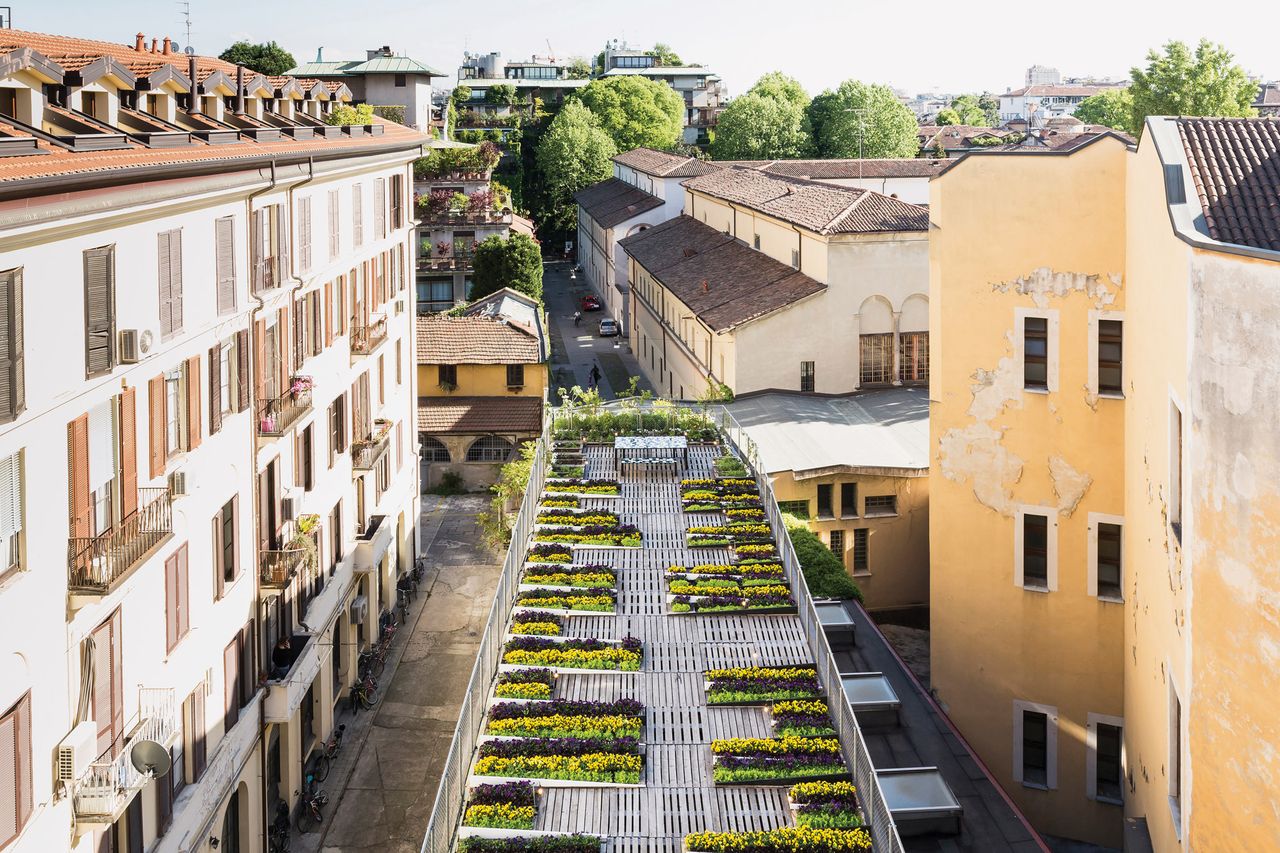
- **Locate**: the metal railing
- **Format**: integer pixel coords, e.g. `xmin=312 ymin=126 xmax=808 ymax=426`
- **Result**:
xmin=352 ymin=424 xmax=393 ymax=470
xmin=420 ymin=435 xmax=547 ymax=853
xmin=417 ymin=210 xmax=513 ymax=227
xmin=351 ymin=314 xmax=389 ymax=356
xmin=257 ymin=385 xmax=313 ymax=438
xmin=75 ymin=687 xmax=176 ymax=819
xmin=416 ymin=256 xmax=473 ymax=273
xmin=67 ymin=488 xmax=173 ymax=592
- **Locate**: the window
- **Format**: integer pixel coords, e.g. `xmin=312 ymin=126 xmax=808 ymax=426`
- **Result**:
xmin=352 ymin=184 xmax=364 ymax=248
xmin=327 ymin=190 xmax=340 ymax=261
xmin=394 ymin=73 xmax=407 ymax=87
xmin=295 ymin=290 xmax=322 ymax=363
xmin=390 ymin=175 xmax=405 ymax=231
xmin=816 ymin=484 xmax=834 ymax=519
xmin=297 ymin=196 xmax=313 ymax=272
xmin=328 ymin=395 xmax=347 ymax=466
xmin=1098 ymin=319 xmax=1123 ymax=395
xmin=1024 ymin=317 xmax=1048 ymax=390
xmin=829 ymin=529 xmax=844 ymax=563
xmin=378 ymin=356 xmax=386 ymax=405
xmin=777 ymin=500 xmax=808 ymax=519
xmin=864 ymin=495 xmax=897 ymax=516
xmin=840 ymin=483 xmax=857 ymax=518
xmin=752 ymin=234 xmax=761 ymax=250
xmin=330 ymin=502 xmax=343 ymax=569
xmin=164 ymin=544 xmax=190 ymax=652
xmin=223 ymin=626 xmax=251 ymax=734
xmin=374 ymin=178 xmax=386 ymax=239
xmin=213 ymin=497 xmax=238 ymax=599
xmin=1170 ymin=400 xmax=1183 ymax=541
xmin=507 ymin=363 xmax=525 ymax=388
xmin=297 ymin=424 xmax=315 ymax=491
xmin=800 ymin=361 xmax=815 ymax=393
xmin=157 ymin=229 xmax=184 ymax=339
xmin=438 ymin=364 xmax=458 ymax=389
xmin=0 ymin=451 xmax=20 ymax=579
xmin=251 ymin=204 xmax=287 ymax=293
xmin=395 ymin=339 xmax=403 ymax=385
xmin=1096 ymin=521 xmax=1122 ymax=600
xmin=374 ymin=448 xmax=391 ymax=500
xmin=0 ymin=267 xmax=25 ymax=422
xmin=852 ymin=528 xmax=869 ymax=573
xmin=0 ymin=692 xmax=32 ymax=848
xmin=421 ymin=435 xmax=450 ymax=463
xmin=859 ymin=333 xmax=893 ymax=385
xmin=1169 ymin=680 xmax=1183 ymax=823
xmin=1022 ymin=513 xmax=1049 ymax=589
xmin=1021 ymin=709 xmax=1049 ymax=787
xmin=218 ymin=337 xmax=237 ymax=416
xmin=467 ymin=435 xmax=513 ymax=462
xmin=84 ymin=245 xmax=116 ymax=378
xmin=183 ymin=683 xmax=207 ymax=783
xmin=898 ymin=331 xmax=928 ymax=384
xmin=790 ymin=249 xmax=799 ymax=268
xmin=164 ymin=366 xmax=187 ymax=457
xmin=1088 ymin=715 xmax=1124 ymax=804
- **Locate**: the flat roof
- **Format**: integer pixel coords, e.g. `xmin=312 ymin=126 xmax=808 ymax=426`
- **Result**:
xmin=727 ymin=388 xmax=929 ymax=477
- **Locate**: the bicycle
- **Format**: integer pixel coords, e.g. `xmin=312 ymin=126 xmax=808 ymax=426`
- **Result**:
xmin=311 ymin=724 xmax=346 ymax=783
xmin=295 ymin=774 xmax=329 ymax=834
xmin=357 ymin=646 xmax=386 ymax=680
xmin=349 ymin=675 xmax=379 ymax=712
xmin=396 ymin=586 xmax=410 ymax=624
xmin=268 ymin=802 xmax=291 ymax=852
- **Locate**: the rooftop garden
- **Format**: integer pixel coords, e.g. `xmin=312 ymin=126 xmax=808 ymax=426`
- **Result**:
xmin=462 ymin=781 xmax=537 ymax=830
xmin=413 ymin=142 xmax=502 ymax=179
xmin=502 ymin=636 xmax=643 ymax=672
xmin=686 ymin=826 xmax=872 ymax=853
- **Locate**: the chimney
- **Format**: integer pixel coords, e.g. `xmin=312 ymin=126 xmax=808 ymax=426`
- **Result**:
xmin=235 ymin=65 xmax=244 ymax=114
xmin=316 ymin=47 xmax=323 ymax=62
xmin=134 ymin=33 xmax=145 ymax=52
xmin=188 ymin=53 xmax=201 ymax=114
xmin=150 ymin=37 xmax=158 ymax=53
xmin=162 ymin=36 xmax=171 ymax=55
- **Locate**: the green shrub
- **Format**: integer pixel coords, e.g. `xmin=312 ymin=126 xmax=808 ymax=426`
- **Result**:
xmin=432 ymin=470 xmax=466 ymax=495
xmin=782 ymin=515 xmax=862 ymax=602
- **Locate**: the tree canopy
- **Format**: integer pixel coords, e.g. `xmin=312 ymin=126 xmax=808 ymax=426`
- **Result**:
xmin=1074 ymin=88 xmax=1135 ymax=133
xmin=710 ymin=72 xmax=813 ymax=160
xmin=807 ymin=80 xmax=919 ymax=159
xmin=936 ymin=94 xmax=991 ymax=127
xmin=1128 ymin=39 xmax=1257 ymax=133
xmin=647 ymin=43 xmax=684 ymax=66
xmin=534 ymin=101 xmax=618 ymax=237
xmin=565 ymin=58 xmax=592 ymax=80
xmin=471 ymin=233 xmax=544 ymax=302
xmin=576 ymin=76 xmax=684 ymax=151
xmin=218 ymin=41 xmax=296 ymax=76
xmin=485 ymin=83 xmax=519 ymax=106
xmin=325 ymin=103 xmax=375 ymax=127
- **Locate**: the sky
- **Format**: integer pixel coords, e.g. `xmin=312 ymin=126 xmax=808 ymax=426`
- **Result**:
xmin=22 ymin=0 xmax=1280 ymax=98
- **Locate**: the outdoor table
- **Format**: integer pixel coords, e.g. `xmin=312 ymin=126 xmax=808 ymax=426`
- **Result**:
xmin=614 ymin=435 xmax=689 ymax=471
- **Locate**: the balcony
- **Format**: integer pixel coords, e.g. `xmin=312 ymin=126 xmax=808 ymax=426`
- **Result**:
xmin=350 ymin=314 xmax=388 ymax=359
xmin=352 ymin=421 xmax=393 ymax=470
xmin=67 ymin=487 xmax=173 ymax=601
xmin=257 ymin=378 xmax=314 ymax=439
xmin=263 ymin=632 xmax=323 ymax=723
xmin=353 ymin=514 xmax=391 ymax=574
xmin=260 ymin=526 xmax=319 ymax=589
xmin=417 ymin=210 xmax=513 ymax=228
xmin=74 ymin=688 xmax=176 ymax=823
xmin=417 ymin=255 xmax=473 ymax=273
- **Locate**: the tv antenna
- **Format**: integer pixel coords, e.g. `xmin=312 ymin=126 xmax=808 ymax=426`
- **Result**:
xmin=178 ymin=1 xmax=193 ymax=52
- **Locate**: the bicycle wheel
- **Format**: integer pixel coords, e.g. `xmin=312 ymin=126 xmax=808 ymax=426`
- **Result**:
xmin=359 ymin=686 xmax=380 ymax=709
xmin=313 ymin=753 xmax=330 ymax=783
xmin=368 ymin=656 xmax=385 ymax=679
xmin=296 ymin=805 xmax=318 ymax=834
xmin=269 ymin=831 xmax=290 ymax=853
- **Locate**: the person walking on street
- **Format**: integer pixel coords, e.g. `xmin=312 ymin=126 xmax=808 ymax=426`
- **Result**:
xmin=574 ymin=311 xmax=581 ymax=326
xmin=589 ymin=363 xmax=602 ymax=390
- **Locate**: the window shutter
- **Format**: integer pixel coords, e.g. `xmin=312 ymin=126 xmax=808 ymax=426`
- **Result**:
xmin=223 ymin=636 xmax=240 ymax=733
xmin=192 ymin=684 xmax=206 ymax=780
xmin=299 ymin=197 xmax=312 ymax=272
xmin=352 ymin=185 xmax=363 ymax=247
xmin=84 ymin=247 xmax=115 ymax=377
xmin=119 ymin=387 xmax=137 ymax=520
xmin=279 ymin=305 xmax=291 ymax=393
xmin=15 ymin=694 xmax=30 ymax=834
xmin=252 ymin=320 xmax=266 ymax=406
xmin=0 ymin=269 xmax=22 ymax=423
xmin=212 ymin=512 xmax=224 ymax=601
xmin=250 ymin=210 xmax=263 ymax=292
xmin=67 ymin=414 xmax=91 ymax=544
xmin=208 ymin=345 xmax=222 ymax=435
xmin=170 ymin=231 xmax=184 ymax=334
xmin=328 ymin=190 xmax=340 ymax=259
xmin=177 ymin=544 xmax=188 ymax=639
xmin=374 ymin=178 xmax=386 ymax=239
xmin=0 ymin=706 xmax=16 ymax=844
xmin=186 ymin=356 xmax=201 ymax=451
xmin=165 ymin=552 xmax=179 ymax=651
xmin=324 ymin=282 xmax=333 ymax=347
xmin=230 ymin=494 xmax=240 ymax=581
xmin=216 ymin=217 xmax=235 ymax=314
xmin=158 ymin=231 xmax=172 ymax=338
xmin=396 ymin=422 xmax=402 ymax=471
xmin=236 ymin=329 xmax=250 ymax=412
xmin=148 ymin=375 xmax=165 ymax=479
xmin=275 ymin=205 xmax=290 ymax=283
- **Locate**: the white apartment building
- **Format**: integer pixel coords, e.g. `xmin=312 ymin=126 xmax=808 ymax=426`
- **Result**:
xmin=599 ymin=45 xmax=724 ymax=146
xmin=0 ymin=29 xmax=423 ymax=853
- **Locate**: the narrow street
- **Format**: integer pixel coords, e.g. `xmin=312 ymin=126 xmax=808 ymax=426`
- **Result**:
xmin=296 ymin=494 xmax=502 ymax=853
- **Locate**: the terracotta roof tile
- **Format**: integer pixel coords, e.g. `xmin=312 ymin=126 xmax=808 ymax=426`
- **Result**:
xmin=735 ymin=158 xmax=948 ymax=180
xmin=1178 ymin=117 xmax=1280 ymax=252
xmin=574 ymin=178 xmax=663 ymax=228
xmin=618 ymin=215 xmax=827 ymax=331
xmin=418 ymin=396 xmax=543 ymax=434
xmin=416 ymin=315 xmax=542 ymax=364
xmin=612 ymin=147 xmax=721 ymax=178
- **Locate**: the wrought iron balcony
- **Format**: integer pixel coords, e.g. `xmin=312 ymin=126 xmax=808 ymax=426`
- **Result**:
xmin=352 ymin=421 xmax=393 ymax=470
xmin=257 ymin=379 xmax=313 ymax=438
xmin=67 ymin=487 xmax=173 ymax=596
xmin=260 ymin=527 xmax=318 ymax=588
xmin=417 ymin=256 xmax=473 ymax=273
xmin=351 ymin=314 xmax=388 ymax=358
xmin=74 ymin=688 xmax=176 ymax=822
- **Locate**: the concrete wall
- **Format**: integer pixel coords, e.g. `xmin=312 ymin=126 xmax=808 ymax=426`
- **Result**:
xmin=362 ymin=74 xmax=433 ymax=130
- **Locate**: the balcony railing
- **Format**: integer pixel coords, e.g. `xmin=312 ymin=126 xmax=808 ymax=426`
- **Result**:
xmin=260 ymin=528 xmax=318 ymax=587
xmin=417 ymin=256 xmax=473 ymax=273
xmin=67 ymin=488 xmax=173 ymax=594
xmin=352 ymin=422 xmax=393 ymax=470
xmin=257 ymin=381 xmax=313 ymax=438
xmin=416 ymin=210 xmax=513 ymax=227
xmin=75 ymin=688 xmax=176 ymax=821
xmin=350 ymin=314 xmax=388 ymax=357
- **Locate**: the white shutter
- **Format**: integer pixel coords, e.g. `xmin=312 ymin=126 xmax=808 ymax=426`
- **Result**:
xmin=0 ymin=709 xmax=15 ymax=842
xmin=0 ymin=452 xmax=18 ymax=568
xmin=88 ymin=400 xmax=115 ymax=492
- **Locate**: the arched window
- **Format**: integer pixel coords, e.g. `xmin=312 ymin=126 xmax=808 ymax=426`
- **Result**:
xmin=467 ymin=436 xmax=514 ymax=463
xmin=420 ymin=435 xmax=451 ymax=463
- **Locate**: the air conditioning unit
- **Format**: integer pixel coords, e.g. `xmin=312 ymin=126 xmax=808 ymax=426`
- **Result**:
xmin=282 ymin=497 xmax=296 ymax=523
xmin=56 ymin=722 xmax=99 ymax=783
xmin=167 ymin=470 xmax=188 ymax=497
xmin=118 ymin=329 xmax=140 ymax=364
xmin=349 ymin=595 xmax=368 ymax=625
xmin=393 ymin=300 xmax=404 ymax=315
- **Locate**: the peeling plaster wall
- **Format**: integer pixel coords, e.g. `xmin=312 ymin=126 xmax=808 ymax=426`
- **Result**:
xmin=929 ymin=138 xmax=1129 ymax=847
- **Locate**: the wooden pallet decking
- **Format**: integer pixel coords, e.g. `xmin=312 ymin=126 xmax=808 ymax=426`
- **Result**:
xmin=514 ymin=444 xmax=813 ymax=852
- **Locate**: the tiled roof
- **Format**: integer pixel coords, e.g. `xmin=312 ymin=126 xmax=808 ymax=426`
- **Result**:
xmin=1002 ymin=84 xmax=1116 ymax=97
xmin=728 ymin=158 xmax=948 ymax=180
xmin=612 ymin=147 xmax=722 ymax=178
xmin=574 ymin=178 xmax=664 ymax=228
xmin=416 ymin=315 xmax=543 ymax=364
xmin=618 ymin=215 xmax=827 ymax=332
xmin=1178 ymin=117 xmax=1280 ymax=252
xmin=1256 ymin=83 xmax=1280 ymax=107
xmin=0 ymin=27 xmax=239 ymax=75
xmin=682 ymin=168 xmax=929 ymax=234
xmin=418 ymin=396 xmax=544 ymax=434
xmin=346 ymin=55 xmax=444 ymax=77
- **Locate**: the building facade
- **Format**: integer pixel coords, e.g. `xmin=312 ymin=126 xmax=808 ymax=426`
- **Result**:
xmin=289 ymin=46 xmax=444 ymax=131
xmin=0 ymin=28 xmax=422 ymax=853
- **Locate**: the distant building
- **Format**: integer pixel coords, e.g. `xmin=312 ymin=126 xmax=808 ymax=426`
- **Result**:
xmin=1255 ymin=81 xmax=1280 ymax=116
xmin=289 ymin=46 xmax=445 ymax=130
xmin=599 ymin=42 xmax=725 ymax=146
xmin=1025 ymin=64 xmax=1061 ymax=86
xmin=998 ymin=82 xmax=1126 ymax=122
xmin=454 ymin=51 xmax=588 ymax=120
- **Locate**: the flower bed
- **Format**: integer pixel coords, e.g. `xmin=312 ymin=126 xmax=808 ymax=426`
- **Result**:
xmin=685 ymin=826 xmax=871 ymax=852
xmin=711 ymin=736 xmax=847 ymax=783
xmin=460 ymin=834 xmax=602 ymax=852
xmin=544 ymin=478 xmax=620 ymax=496
xmin=486 ymin=699 xmax=644 ymax=740
xmin=495 ymin=668 xmax=555 ymax=700
xmin=521 ymin=564 xmax=616 ymax=589
xmin=771 ymin=701 xmax=837 ymax=738
xmin=725 ymin=507 xmax=766 ymax=521
xmin=535 ymin=510 xmax=621 ymax=527
xmin=687 ymin=535 xmax=732 ymax=548
xmin=734 ymin=543 xmax=777 ymax=558
xmin=511 ymin=612 xmax=564 ymax=636
xmin=540 ymin=497 xmax=580 ymax=509
xmin=462 ymin=781 xmax=537 ymax=829
xmin=515 ymin=590 xmax=616 ymax=613
xmin=688 ymin=523 xmax=774 ymax=546
xmin=789 ymin=781 xmax=863 ymax=829
xmin=533 ymin=525 xmax=642 ymax=547
xmin=668 ymin=578 xmax=795 ymax=614
xmin=550 ymin=465 xmax=585 ymax=478
xmin=706 ymin=666 xmax=822 ymax=704
xmin=666 ymin=563 xmax=784 ymax=582
xmin=528 ymin=544 xmax=573 ymax=564
xmin=502 ymin=637 xmax=643 ymax=671
xmin=473 ymin=736 xmax=643 ymax=783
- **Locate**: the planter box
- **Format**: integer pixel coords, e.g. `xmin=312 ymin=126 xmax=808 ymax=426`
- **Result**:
xmin=469 ymin=773 xmax=642 ymax=789
xmin=512 ymin=605 xmax=616 ymax=618
xmin=517 ymin=583 xmax=618 ymax=594
xmin=458 ymin=828 xmax=606 ymax=850
xmin=714 ymin=770 xmax=851 ymax=787
xmin=498 ymin=662 xmax=639 ymax=676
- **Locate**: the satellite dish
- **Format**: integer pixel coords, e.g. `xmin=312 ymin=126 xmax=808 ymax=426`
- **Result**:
xmin=171 ymin=43 xmax=182 ymax=53
xmin=185 ymin=46 xmax=196 ymax=56
xmin=130 ymin=740 xmax=172 ymax=778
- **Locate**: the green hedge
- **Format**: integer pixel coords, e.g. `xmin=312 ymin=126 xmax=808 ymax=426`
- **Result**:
xmin=782 ymin=515 xmax=862 ymax=602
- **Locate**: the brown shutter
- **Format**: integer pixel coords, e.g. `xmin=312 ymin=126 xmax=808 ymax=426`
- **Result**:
xmin=0 ymin=698 xmax=17 ymax=844
xmin=118 ymin=387 xmax=137 ymax=520
xmin=177 ymin=545 xmax=188 ymax=639
xmin=230 ymin=494 xmax=240 ymax=580
xmin=165 ymin=552 xmax=179 ymax=651
xmin=84 ymin=247 xmax=116 ymax=377
xmin=250 ymin=209 xmax=263 ymax=292
xmin=148 ymin=375 xmax=165 ymax=479
xmin=0 ymin=268 xmax=23 ymax=423
xmin=236 ymin=330 xmax=250 ymax=412
xmin=253 ymin=320 xmax=266 ymax=406
xmin=323 ymin=282 xmax=333 ymax=347
xmin=396 ymin=422 xmax=402 ymax=471
xmin=185 ymin=356 xmax=201 ymax=451
xmin=91 ymin=620 xmax=114 ymax=755
xmin=192 ymin=685 xmax=206 ymax=780
xmin=67 ymin=413 xmax=91 ymax=547
xmin=208 ymin=345 xmax=222 ymax=435
xmin=275 ymin=205 xmax=290 ymax=283
xmin=216 ymin=217 xmax=235 ymax=314
xmin=15 ymin=693 xmax=31 ymax=831
xmin=212 ymin=512 xmax=224 ymax=601
xmin=279 ymin=306 xmax=291 ymax=394
xmin=223 ymin=636 xmax=240 ymax=732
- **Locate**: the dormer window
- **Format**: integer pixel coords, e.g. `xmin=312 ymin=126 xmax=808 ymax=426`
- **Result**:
xmin=0 ymin=89 xmax=14 ymax=119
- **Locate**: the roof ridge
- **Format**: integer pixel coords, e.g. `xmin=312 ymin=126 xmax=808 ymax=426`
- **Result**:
xmin=825 ymin=192 xmax=870 ymax=234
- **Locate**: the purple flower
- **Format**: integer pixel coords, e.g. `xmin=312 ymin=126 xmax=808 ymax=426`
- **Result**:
xmin=489 ymin=699 xmax=644 ymax=720
xmin=478 ymin=736 xmax=640 ymax=758
xmin=467 ymin=781 xmax=536 ymax=807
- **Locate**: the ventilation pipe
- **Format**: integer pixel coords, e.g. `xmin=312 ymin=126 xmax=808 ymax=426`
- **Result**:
xmin=188 ymin=53 xmax=201 ymax=114
xmin=236 ymin=65 xmax=245 ymax=114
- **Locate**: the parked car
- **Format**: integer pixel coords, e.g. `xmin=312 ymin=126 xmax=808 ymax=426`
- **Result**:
xmin=598 ymin=318 xmax=620 ymax=337
xmin=580 ymin=294 xmax=602 ymax=312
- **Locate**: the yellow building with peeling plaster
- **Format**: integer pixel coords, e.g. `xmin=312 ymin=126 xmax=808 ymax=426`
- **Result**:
xmin=931 ymin=119 xmax=1280 ymax=851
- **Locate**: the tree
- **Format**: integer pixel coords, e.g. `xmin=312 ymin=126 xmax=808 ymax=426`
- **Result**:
xmin=977 ymin=94 xmax=1000 ymax=126
xmin=1128 ymin=39 xmax=1257 ymax=134
xmin=1074 ymin=88 xmax=1135 ymax=132
xmin=750 ymin=71 xmax=810 ymax=110
xmin=937 ymin=94 xmax=989 ymax=126
xmin=807 ymin=80 xmax=919 ymax=159
xmin=219 ymin=41 xmax=296 ymax=76
xmin=576 ymin=76 xmax=684 ymax=151
xmin=471 ymin=233 xmax=544 ymax=302
xmin=566 ymin=58 xmax=592 ymax=80
xmin=485 ymin=83 xmax=518 ymax=106
xmin=711 ymin=92 xmax=813 ymax=160
xmin=534 ymin=101 xmax=617 ymax=237
xmin=325 ymin=103 xmax=375 ymax=126
xmin=647 ymin=43 xmax=684 ymax=66
xmin=451 ymin=85 xmax=472 ymax=105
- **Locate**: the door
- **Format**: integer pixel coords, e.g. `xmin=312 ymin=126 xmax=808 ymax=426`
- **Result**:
xmin=91 ymin=610 xmax=123 ymax=757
